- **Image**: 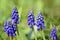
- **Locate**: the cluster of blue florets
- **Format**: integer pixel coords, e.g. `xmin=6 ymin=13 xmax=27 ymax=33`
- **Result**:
xmin=11 ymin=7 xmax=19 ymax=24
xmin=28 ymin=10 xmax=35 ymax=28
xmin=35 ymin=11 xmax=45 ymax=30
xmin=50 ymin=26 xmax=57 ymax=40
xmin=4 ymin=7 xmax=19 ymax=36
xmin=4 ymin=20 xmax=16 ymax=36
xmin=28 ymin=11 xmax=45 ymax=30
xmin=28 ymin=10 xmax=57 ymax=40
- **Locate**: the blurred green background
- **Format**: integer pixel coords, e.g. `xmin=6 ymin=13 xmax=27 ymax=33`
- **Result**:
xmin=0 ymin=0 xmax=60 ymax=40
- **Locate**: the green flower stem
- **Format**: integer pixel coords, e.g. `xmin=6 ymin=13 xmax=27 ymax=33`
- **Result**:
xmin=10 ymin=36 xmax=13 ymax=40
xmin=41 ymin=30 xmax=46 ymax=40
xmin=32 ymin=27 xmax=37 ymax=40
xmin=16 ymin=24 xmax=19 ymax=35
xmin=16 ymin=24 xmax=22 ymax=40
xmin=52 ymin=38 xmax=53 ymax=40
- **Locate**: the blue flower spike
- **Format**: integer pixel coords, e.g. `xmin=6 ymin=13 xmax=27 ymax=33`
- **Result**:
xmin=50 ymin=25 xmax=57 ymax=40
xmin=11 ymin=6 xmax=19 ymax=35
xmin=11 ymin=6 xmax=19 ymax=24
xmin=4 ymin=20 xmax=17 ymax=40
xmin=35 ymin=11 xmax=46 ymax=40
xmin=28 ymin=10 xmax=35 ymax=28
xmin=28 ymin=10 xmax=37 ymax=40
xmin=4 ymin=20 xmax=16 ymax=37
xmin=35 ymin=11 xmax=45 ymax=30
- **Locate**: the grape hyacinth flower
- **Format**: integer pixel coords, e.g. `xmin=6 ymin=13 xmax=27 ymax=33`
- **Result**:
xmin=11 ymin=7 xmax=19 ymax=24
xmin=28 ymin=10 xmax=35 ymax=28
xmin=4 ymin=20 xmax=16 ymax=36
xmin=28 ymin=10 xmax=37 ymax=40
xmin=50 ymin=26 xmax=57 ymax=40
xmin=11 ymin=6 xmax=19 ymax=35
xmin=35 ymin=11 xmax=45 ymax=30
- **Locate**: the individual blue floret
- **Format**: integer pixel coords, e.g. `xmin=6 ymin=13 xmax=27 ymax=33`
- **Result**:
xmin=4 ymin=20 xmax=16 ymax=36
xmin=35 ymin=11 xmax=45 ymax=30
xmin=28 ymin=10 xmax=35 ymax=28
xmin=50 ymin=26 xmax=57 ymax=40
xmin=11 ymin=7 xmax=19 ymax=24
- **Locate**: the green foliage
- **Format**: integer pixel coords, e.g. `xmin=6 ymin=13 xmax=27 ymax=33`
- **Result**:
xmin=0 ymin=0 xmax=60 ymax=40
